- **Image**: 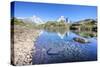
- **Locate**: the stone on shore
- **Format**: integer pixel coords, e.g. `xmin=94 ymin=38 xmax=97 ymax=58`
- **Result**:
xmin=11 ymin=25 xmax=40 ymax=65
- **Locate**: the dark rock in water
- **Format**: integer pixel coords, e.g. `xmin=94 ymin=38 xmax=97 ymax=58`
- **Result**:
xmin=47 ymin=48 xmax=62 ymax=55
xmin=73 ymin=37 xmax=90 ymax=43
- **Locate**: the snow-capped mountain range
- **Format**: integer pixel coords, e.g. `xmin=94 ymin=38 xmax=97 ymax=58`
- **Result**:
xmin=18 ymin=15 xmax=70 ymax=24
xmin=21 ymin=15 xmax=45 ymax=24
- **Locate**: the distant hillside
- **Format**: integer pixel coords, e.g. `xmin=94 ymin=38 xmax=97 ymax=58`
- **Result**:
xmin=11 ymin=17 xmax=25 ymax=26
xmin=11 ymin=17 xmax=39 ymax=29
xmin=70 ymin=19 xmax=97 ymax=32
xmin=75 ymin=19 xmax=97 ymax=25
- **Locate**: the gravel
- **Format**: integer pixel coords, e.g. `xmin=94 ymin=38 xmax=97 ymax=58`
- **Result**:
xmin=11 ymin=25 xmax=40 ymax=66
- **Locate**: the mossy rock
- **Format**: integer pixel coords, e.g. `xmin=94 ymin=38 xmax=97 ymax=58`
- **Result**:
xmin=73 ymin=37 xmax=90 ymax=43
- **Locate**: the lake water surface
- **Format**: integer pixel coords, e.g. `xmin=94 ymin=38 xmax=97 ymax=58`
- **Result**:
xmin=32 ymin=30 xmax=97 ymax=64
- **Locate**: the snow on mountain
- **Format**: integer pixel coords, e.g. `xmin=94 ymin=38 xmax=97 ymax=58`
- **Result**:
xmin=57 ymin=16 xmax=66 ymax=22
xmin=30 ymin=15 xmax=45 ymax=24
xmin=22 ymin=15 xmax=45 ymax=24
xmin=57 ymin=16 xmax=70 ymax=23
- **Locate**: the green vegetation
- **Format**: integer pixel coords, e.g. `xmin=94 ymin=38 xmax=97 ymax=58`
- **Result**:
xmin=42 ymin=21 xmax=69 ymax=31
xmin=11 ymin=18 xmax=97 ymax=37
xmin=11 ymin=17 xmax=38 ymax=29
xmin=11 ymin=17 xmax=26 ymax=26
xmin=70 ymin=19 xmax=97 ymax=32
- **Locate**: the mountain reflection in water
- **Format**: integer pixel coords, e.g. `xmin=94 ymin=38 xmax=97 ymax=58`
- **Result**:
xmin=32 ymin=29 xmax=97 ymax=64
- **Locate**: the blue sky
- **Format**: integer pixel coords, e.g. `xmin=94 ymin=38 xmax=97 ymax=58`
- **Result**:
xmin=11 ymin=1 xmax=97 ymax=22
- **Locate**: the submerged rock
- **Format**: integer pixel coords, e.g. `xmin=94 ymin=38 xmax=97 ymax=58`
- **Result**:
xmin=47 ymin=47 xmax=64 ymax=55
xmin=73 ymin=37 xmax=90 ymax=43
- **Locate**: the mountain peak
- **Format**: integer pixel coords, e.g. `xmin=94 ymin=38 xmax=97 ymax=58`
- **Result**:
xmin=30 ymin=15 xmax=45 ymax=24
xmin=22 ymin=15 xmax=45 ymax=24
xmin=57 ymin=16 xmax=70 ymax=23
xmin=57 ymin=16 xmax=65 ymax=22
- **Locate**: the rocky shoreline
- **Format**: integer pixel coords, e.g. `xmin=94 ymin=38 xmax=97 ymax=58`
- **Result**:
xmin=11 ymin=25 xmax=40 ymax=66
